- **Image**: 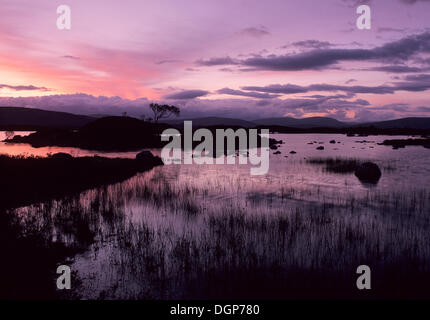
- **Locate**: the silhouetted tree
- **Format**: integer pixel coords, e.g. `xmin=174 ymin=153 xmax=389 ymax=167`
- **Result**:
xmin=149 ymin=103 xmax=180 ymax=123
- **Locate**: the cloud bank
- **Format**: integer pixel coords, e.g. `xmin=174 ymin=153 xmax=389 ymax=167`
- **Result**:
xmin=0 ymin=91 xmax=428 ymax=123
xmin=197 ymin=32 xmax=430 ymax=71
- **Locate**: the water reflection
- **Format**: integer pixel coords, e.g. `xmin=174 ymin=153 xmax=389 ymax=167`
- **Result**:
xmin=3 ymin=133 xmax=430 ymax=299
xmin=0 ymin=131 xmax=138 ymax=158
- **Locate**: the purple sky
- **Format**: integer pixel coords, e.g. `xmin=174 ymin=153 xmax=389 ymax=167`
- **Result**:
xmin=1 ymin=0 xmax=430 ymax=121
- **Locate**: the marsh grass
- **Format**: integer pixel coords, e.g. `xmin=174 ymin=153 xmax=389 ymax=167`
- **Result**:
xmin=306 ymin=157 xmax=363 ymax=174
xmin=5 ymin=164 xmax=430 ymax=299
xmin=0 ymin=153 xmax=162 ymax=210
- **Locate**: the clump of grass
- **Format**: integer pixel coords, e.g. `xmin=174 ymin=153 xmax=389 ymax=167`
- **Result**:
xmin=307 ymin=157 xmax=361 ymax=174
xmin=4 ymin=164 xmax=430 ymax=300
xmin=0 ymin=153 xmax=162 ymax=210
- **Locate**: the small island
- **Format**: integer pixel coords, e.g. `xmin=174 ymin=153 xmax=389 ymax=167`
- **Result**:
xmin=0 ymin=151 xmax=163 ymax=210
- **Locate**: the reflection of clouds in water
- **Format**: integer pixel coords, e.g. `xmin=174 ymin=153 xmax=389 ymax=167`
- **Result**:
xmin=25 ymin=163 xmax=430 ymax=298
xmin=2 ymin=132 xmax=428 ymax=191
xmin=5 ymin=132 xmax=430 ymax=299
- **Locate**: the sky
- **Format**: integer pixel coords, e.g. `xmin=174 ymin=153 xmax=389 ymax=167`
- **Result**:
xmin=0 ymin=0 xmax=430 ymax=121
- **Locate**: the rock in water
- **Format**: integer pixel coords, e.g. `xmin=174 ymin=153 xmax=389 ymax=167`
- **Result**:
xmin=50 ymin=152 xmax=73 ymax=160
xmin=136 ymin=150 xmax=163 ymax=166
xmin=136 ymin=150 xmax=153 ymax=160
xmin=354 ymin=162 xmax=382 ymax=183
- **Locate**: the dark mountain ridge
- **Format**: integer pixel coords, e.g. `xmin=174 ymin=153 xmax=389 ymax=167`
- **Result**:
xmin=1 ymin=106 xmax=430 ymax=131
xmin=0 ymin=106 xmax=95 ymax=129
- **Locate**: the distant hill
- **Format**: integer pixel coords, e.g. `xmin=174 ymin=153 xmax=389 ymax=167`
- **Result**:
xmin=252 ymin=117 xmax=350 ymax=128
xmin=163 ymin=117 xmax=257 ymax=128
xmin=1 ymin=106 xmax=429 ymax=132
xmin=89 ymin=113 xmax=117 ymax=118
xmin=356 ymin=117 xmax=430 ymax=130
xmin=159 ymin=115 xmax=430 ymax=131
xmin=8 ymin=116 xmax=169 ymax=151
xmin=0 ymin=107 xmax=95 ymax=129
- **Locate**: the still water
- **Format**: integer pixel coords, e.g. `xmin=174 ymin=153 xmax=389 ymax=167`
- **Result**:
xmin=2 ymin=131 xmax=429 ymax=191
xmin=2 ymin=132 xmax=430 ymax=298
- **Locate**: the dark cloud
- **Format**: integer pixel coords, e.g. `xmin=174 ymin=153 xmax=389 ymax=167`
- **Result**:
xmin=195 ymin=56 xmax=238 ymax=66
xmin=370 ymin=103 xmax=411 ymax=112
xmin=377 ymin=27 xmax=405 ymax=33
xmin=164 ymin=90 xmax=210 ymax=100
xmin=242 ymin=83 xmax=394 ymax=94
xmin=416 ymin=106 xmax=430 ymax=112
xmin=241 ymin=84 xmax=308 ymax=94
xmin=391 ymin=73 xmax=430 ymax=91
xmin=309 ymin=84 xmax=393 ymax=94
xmin=0 ymin=84 xmax=50 ymax=91
xmin=62 ymin=55 xmax=80 ymax=60
xmin=369 ymin=65 xmax=423 ymax=73
xmin=403 ymin=73 xmax=430 ymax=81
xmin=353 ymin=108 xmax=397 ymax=123
xmin=0 ymin=92 xmax=362 ymax=119
xmin=241 ymin=73 xmax=430 ymax=95
xmin=174 ymin=96 xmax=371 ymax=120
xmin=302 ymin=95 xmax=329 ymax=99
xmin=341 ymin=0 xmax=371 ymax=7
xmin=199 ymin=32 xmax=430 ymax=71
xmin=302 ymin=93 xmax=356 ymax=99
xmin=241 ymin=49 xmax=363 ymax=71
xmin=239 ymin=26 xmax=270 ymax=38
xmin=400 ymin=0 xmax=430 ymax=4
xmin=217 ymin=88 xmax=280 ymax=99
xmin=0 ymin=92 xmax=424 ymax=122
xmin=243 ymin=32 xmax=430 ymax=70
xmin=155 ymin=59 xmax=182 ymax=65
xmin=219 ymin=68 xmax=235 ymax=72
xmin=289 ymin=40 xmax=333 ymax=49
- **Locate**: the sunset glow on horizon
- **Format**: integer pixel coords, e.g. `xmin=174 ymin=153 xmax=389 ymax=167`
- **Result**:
xmin=1 ymin=0 xmax=430 ymax=121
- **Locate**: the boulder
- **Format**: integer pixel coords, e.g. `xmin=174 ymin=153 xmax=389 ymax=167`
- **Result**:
xmin=329 ymin=140 xmax=336 ymax=144
xmin=290 ymin=151 xmax=297 ymax=154
xmin=136 ymin=150 xmax=156 ymax=161
xmin=50 ymin=152 xmax=73 ymax=160
xmin=136 ymin=150 xmax=163 ymax=166
xmin=354 ymin=162 xmax=382 ymax=183
xmin=316 ymin=146 xmax=324 ymax=150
